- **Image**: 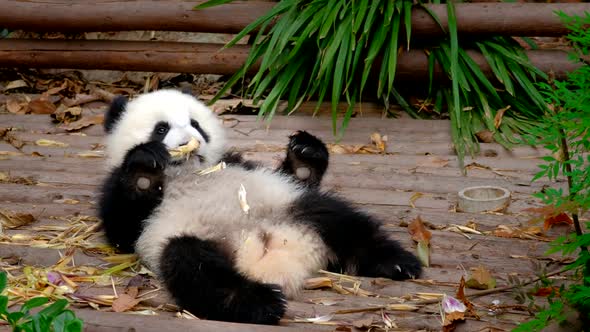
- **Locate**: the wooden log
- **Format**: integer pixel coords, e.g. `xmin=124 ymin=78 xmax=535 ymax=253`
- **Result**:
xmin=0 ymin=1 xmax=587 ymax=36
xmin=0 ymin=39 xmax=580 ymax=79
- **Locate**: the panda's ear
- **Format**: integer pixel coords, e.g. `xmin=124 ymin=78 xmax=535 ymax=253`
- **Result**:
xmin=104 ymin=96 xmax=128 ymax=133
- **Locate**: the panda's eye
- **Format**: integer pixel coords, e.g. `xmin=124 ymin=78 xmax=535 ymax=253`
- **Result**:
xmin=155 ymin=123 xmax=169 ymax=136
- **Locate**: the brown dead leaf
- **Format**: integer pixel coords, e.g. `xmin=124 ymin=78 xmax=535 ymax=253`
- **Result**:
xmin=408 ymin=216 xmax=432 ymax=244
xmin=465 ymin=266 xmax=496 ymax=290
xmin=475 ymin=130 xmax=494 ymax=143
xmin=370 ymin=132 xmax=387 ymax=153
xmin=3 ymin=80 xmax=29 ymax=91
xmin=544 ymin=212 xmax=573 ymax=231
xmin=533 ymin=286 xmax=560 ymax=297
xmin=51 ymin=105 xmax=82 ymax=124
xmin=27 ymin=97 xmax=57 ymax=114
xmin=408 ymin=216 xmax=431 ymax=267
xmin=327 ymin=144 xmax=363 ymax=155
xmin=111 ymin=293 xmax=141 ymax=313
xmin=352 ymin=317 xmax=374 ymax=329
xmin=62 ymin=94 xmax=101 ymax=107
xmin=417 ymin=156 xmax=449 ymax=168
xmin=0 ymin=210 xmax=36 ymax=229
xmin=456 ymin=276 xmax=479 ymax=319
xmin=58 ymin=114 xmax=104 ymax=131
xmin=494 ymin=105 xmax=511 ymax=129
xmin=6 ymin=97 xmax=27 ymax=114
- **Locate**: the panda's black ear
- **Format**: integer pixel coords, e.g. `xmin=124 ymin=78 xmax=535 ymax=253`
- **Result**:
xmin=104 ymin=96 xmax=128 ymax=133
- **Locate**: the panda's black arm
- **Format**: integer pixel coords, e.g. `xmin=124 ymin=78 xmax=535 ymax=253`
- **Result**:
xmin=293 ymin=191 xmax=423 ymax=280
xmin=99 ymin=141 xmax=169 ymax=253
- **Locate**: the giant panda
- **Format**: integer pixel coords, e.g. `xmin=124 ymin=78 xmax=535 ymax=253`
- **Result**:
xmin=98 ymin=89 xmax=422 ymax=325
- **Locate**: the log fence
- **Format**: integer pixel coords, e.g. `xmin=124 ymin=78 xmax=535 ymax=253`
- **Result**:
xmin=0 ymin=1 xmax=588 ymax=77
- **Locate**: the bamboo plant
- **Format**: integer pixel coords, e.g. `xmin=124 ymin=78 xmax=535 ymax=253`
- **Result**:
xmin=195 ymin=0 xmax=547 ymax=166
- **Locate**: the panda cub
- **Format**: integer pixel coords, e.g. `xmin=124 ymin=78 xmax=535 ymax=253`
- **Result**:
xmin=99 ymin=90 xmax=422 ymax=325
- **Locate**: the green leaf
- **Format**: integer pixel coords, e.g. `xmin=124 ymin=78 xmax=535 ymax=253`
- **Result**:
xmin=7 ymin=311 xmax=24 ymax=325
xmin=193 ymin=0 xmax=234 ymax=10
xmin=447 ymin=1 xmax=461 ymax=125
xmin=0 ymin=272 xmax=6 ymax=292
xmin=38 ymin=299 xmax=68 ymax=318
xmin=403 ymin=1 xmax=412 ymax=50
xmin=21 ymin=297 xmax=49 ymax=314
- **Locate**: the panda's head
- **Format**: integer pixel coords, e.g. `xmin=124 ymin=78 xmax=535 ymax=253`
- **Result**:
xmin=103 ymin=90 xmax=225 ymax=169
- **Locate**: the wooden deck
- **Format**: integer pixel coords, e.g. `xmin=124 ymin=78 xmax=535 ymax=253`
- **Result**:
xmin=0 ymin=109 xmax=572 ymax=331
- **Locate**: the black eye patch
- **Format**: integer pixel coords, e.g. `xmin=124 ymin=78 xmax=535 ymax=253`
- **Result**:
xmin=191 ymin=119 xmax=210 ymax=143
xmin=150 ymin=121 xmax=170 ymax=141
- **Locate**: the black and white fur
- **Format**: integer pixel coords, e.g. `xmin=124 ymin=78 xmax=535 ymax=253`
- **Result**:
xmin=99 ymin=90 xmax=422 ymax=325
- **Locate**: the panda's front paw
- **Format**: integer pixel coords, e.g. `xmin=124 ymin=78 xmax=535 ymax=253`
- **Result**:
xmin=124 ymin=141 xmax=170 ymax=173
xmin=233 ymin=282 xmax=287 ymax=325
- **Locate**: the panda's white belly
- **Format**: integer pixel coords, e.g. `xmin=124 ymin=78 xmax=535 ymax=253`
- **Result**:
xmin=135 ymin=166 xmax=329 ymax=297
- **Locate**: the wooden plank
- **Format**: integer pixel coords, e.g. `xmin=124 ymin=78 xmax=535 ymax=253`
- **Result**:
xmin=0 ymin=1 xmax=586 ymax=37
xmin=0 ymin=40 xmax=579 ymax=79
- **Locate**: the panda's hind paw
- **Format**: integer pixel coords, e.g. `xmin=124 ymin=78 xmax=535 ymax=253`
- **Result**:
xmin=233 ymin=282 xmax=287 ymax=325
xmin=370 ymin=252 xmax=423 ymax=281
xmin=281 ymin=131 xmax=329 ymax=187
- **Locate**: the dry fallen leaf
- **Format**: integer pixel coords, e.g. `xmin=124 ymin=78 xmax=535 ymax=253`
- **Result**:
xmin=352 ymin=317 xmax=373 ymax=329
xmin=3 ymin=79 xmax=29 ymax=91
xmin=494 ymin=105 xmax=511 ymax=129
xmin=533 ymin=286 xmax=560 ymax=297
xmin=51 ymin=105 xmax=82 ymax=124
xmin=58 ymin=114 xmax=104 ymax=131
xmin=27 ymin=97 xmax=56 ymax=114
xmin=465 ymin=266 xmax=496 ymax=290
xmin=544 ymin=212 xmax=573 ymax=231
xmin=417 ymin=156 xmax=449 ymax=168
xmin=0 ymin=210 xmax=36 ymax=229
xmin=112 ymin=293 xmax=141 ymax=313
xmin=409 ymin=192 xmax=424 ymax=208
xmin=370 ymin=132 xmax=387 ymax=153
xmin=408 ymin=216 xmax=431 ymax=267
xmin=6 ymin=97 xmax=27 ymax=114
xmin=456 ymin=276 xmax=479 ymax=319
xmin=35 ymin=139 xmax=69 ymax=148
xmin=475 ymin=130 xmax=494 ymax=143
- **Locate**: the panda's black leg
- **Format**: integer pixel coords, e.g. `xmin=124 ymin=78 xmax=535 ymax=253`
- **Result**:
xmin=294 ymin=191 xmax=422 ymax=280
xmin=277 ymin=131 xmax=329 ymax=188
xmin=99 ymin=141 xmax=170 ymax=253
xmin=160 ymin=235 xmax=287 ymax=325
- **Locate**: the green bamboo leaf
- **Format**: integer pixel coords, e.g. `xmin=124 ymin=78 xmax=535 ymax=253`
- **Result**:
xmin=427 ymin=51 xmax=435 ymax=95
xmin=360 ymin=16 xmax=388 ymax=96
xmin=386 ymin=13 xmax=401 ymax=97
xmin=363 ymin=2 xmax=382 ymax=34
xmin=447 ymin=1 xmax=461 ymax=125
xmin=319 ymin=1 xmax=344 ymax=39
xmin=458 ymin=48 xmax=499 ymax=99
xmin=492 ymin=53 xmax=515 ymax=96
xmin=418 ymin=2 xmax=445 ymax=33
xmin=486 ymin=42 xmax=547 ymax=79
xmin=224 ymin=0 xmax=293 ymax=49
xmin=352 ymin=0 xmax=369 ymax=33
xmin=193 ymin=0 xmax=234 ymax=10
xmin=391 ymin=87 xmax=418 ymax=118
xmin=332 ymin=24 xmax=351 ymax=123
xmin=403 ymin=0 xmax=412 ymax=50
xmin=337 ymin=89 xmax=357 ymax=139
